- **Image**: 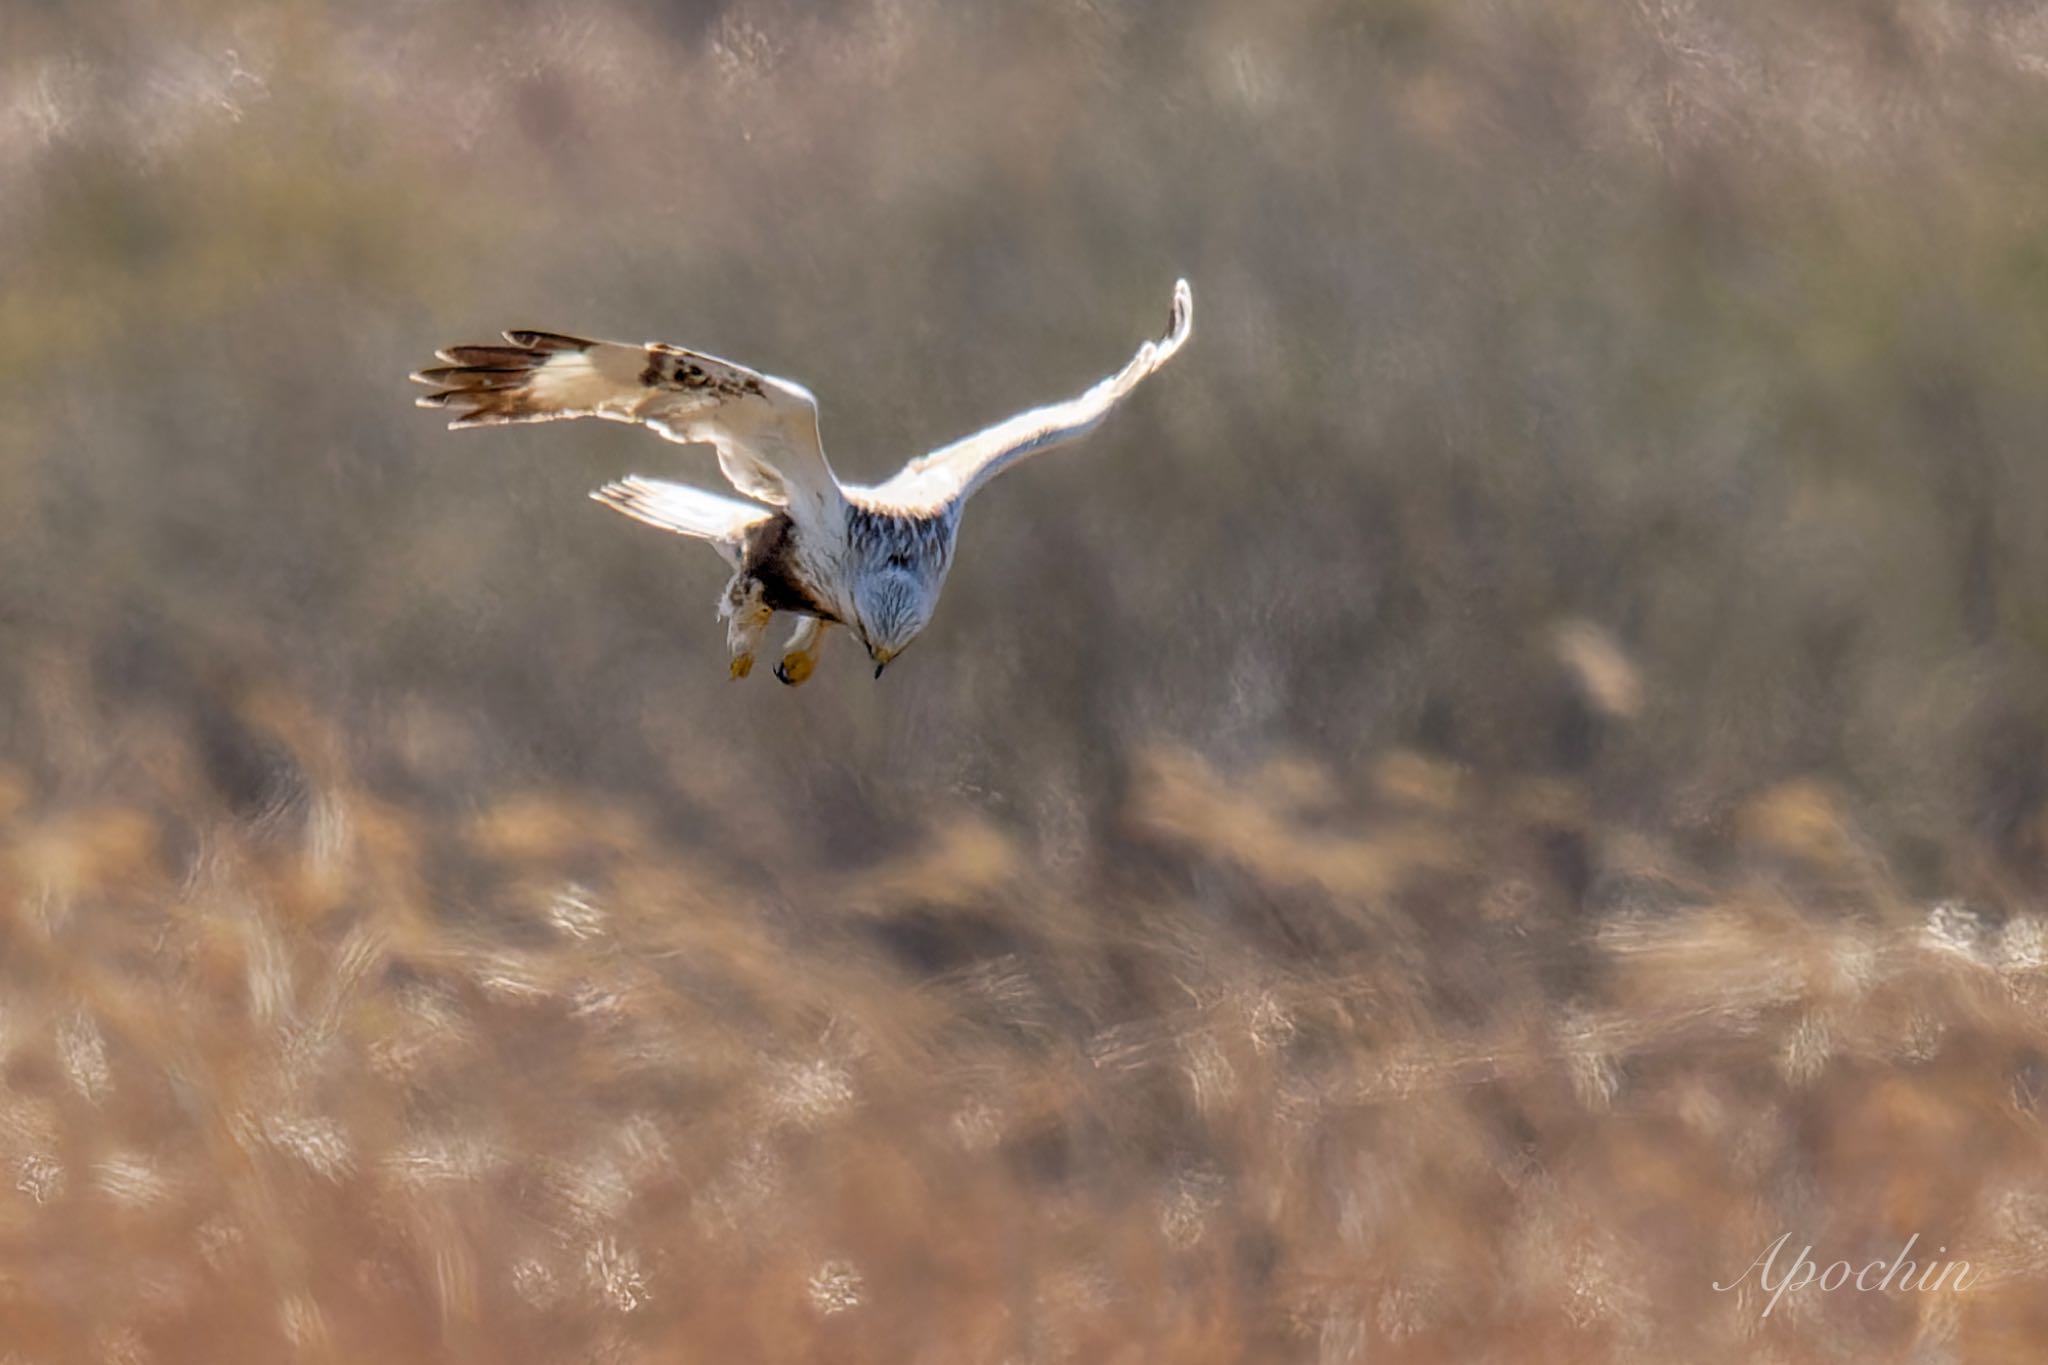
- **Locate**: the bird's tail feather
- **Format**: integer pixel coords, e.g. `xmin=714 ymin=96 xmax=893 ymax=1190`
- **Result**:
xmin=589 ymin=476 xmax=770 ymax=568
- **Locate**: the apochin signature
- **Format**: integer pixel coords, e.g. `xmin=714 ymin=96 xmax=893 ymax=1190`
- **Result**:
xmin=1714 ymin=1232 xmax=1978 ymax=1318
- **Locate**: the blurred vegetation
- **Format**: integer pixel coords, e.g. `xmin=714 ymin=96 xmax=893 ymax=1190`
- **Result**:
xmin=6 ymin=0 xmax=2048 ymax=1359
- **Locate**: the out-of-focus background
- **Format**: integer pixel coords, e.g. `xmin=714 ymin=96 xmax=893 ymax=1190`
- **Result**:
xmin=5 ymin=0 xmax=2048 ymax=1359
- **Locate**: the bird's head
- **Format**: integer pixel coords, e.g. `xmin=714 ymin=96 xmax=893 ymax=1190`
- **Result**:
xmin=853 ymin=568 xmax=933 ymax=677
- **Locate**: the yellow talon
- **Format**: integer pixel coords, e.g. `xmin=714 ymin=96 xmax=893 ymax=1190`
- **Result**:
xmin=775 ymin=652 xmax=816 ymax=686
xmin=729 ymin=653 xmax=754 ymax=679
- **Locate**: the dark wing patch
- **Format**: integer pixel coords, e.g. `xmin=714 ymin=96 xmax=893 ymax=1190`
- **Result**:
xmin=645 ymin=345 xmax=767 ymax=399
xmin=741 ymin=515 xmax=841 ymax=621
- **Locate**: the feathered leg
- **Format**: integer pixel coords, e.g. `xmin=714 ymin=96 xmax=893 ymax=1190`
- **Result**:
xmin=774 ymin=616 xmax=832 ymax=687
xmin=721 ymin=575 xmax=773 ymax=679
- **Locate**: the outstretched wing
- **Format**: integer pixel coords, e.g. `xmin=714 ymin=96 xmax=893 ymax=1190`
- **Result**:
xmin=865 ymin=279 xmax=1193 ymax=512
xmin=413 ymin=330 xmax=843 ymax=519
xmin=589 ymin=475 xmax=773 ymax=569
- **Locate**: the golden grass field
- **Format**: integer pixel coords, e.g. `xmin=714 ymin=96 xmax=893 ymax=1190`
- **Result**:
xmin=4 ymin=682 xmax=2047 ymax=1361
xmin=9 ymin=0 xmax=2048 ymax=1359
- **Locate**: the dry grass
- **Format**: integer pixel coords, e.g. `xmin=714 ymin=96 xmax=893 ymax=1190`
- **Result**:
xmin=2 ymin=692 xmax=2045 ymax=1363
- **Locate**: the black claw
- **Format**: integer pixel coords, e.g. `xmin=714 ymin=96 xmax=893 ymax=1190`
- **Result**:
xmin=774 ymin=663 xmax=794 ymax=685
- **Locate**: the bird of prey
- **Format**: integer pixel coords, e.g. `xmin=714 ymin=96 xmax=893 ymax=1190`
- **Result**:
xmin=412 ymin=279 xmax=1192 ymax=684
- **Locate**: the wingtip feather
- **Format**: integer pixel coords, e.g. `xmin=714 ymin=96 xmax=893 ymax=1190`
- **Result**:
xmin=502 ymin=329 xmax=591 ymax=352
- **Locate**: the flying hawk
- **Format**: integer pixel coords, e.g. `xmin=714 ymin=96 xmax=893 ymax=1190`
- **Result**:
xmin=412 ymin=279 xmax=1193 ymax=683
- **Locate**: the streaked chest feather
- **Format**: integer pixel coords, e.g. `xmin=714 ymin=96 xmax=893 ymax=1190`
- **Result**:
xmin=845 ymin=503 xmax=958 ymax=576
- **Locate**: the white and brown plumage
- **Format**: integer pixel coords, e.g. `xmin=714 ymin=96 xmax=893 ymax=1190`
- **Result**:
xmin=412 ymin=279 xmax=1192 ymax=684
